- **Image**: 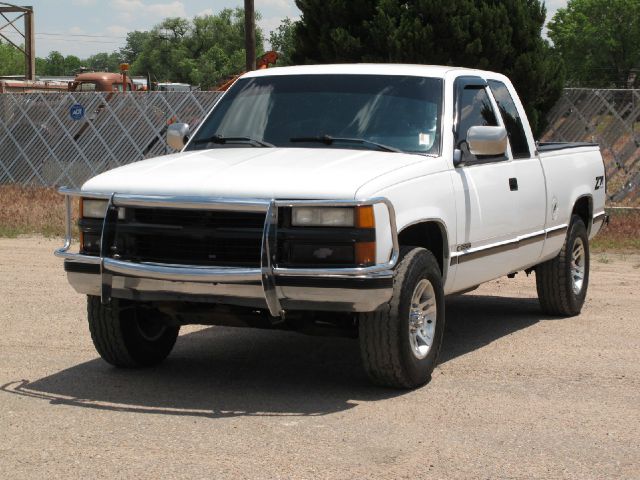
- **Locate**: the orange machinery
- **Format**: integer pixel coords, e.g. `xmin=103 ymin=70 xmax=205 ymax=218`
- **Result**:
xmin=215 ymin=51 xmax=279 ymax=92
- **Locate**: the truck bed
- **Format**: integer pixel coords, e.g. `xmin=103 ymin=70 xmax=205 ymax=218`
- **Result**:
xmin=537 ymin=142 xmax=599 ymax=153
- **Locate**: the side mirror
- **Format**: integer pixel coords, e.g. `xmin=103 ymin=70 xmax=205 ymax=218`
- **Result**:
xmin=166 ymin=122 xmax=190 ymax=151
xmin=466 ymin=125 xmax=508 ymax=156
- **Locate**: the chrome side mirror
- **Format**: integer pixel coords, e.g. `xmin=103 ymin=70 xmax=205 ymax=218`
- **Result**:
xmin=467 ymin=125 xmax=508 ymax=156
xmin=166 ymin=122 xmax=190 ymax=151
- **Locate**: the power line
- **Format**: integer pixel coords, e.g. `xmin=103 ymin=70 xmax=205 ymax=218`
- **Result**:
xmin=1 ymin=33 xmax=124 ymax=44
xmin=37 ymin=32 xmax=127 ymax=39
xmin=37 ymin=37 xmax=124 ymax=44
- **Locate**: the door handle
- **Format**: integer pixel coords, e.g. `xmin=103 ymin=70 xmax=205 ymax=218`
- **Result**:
xmin=509 ymin=177 xmax=518 ymax=191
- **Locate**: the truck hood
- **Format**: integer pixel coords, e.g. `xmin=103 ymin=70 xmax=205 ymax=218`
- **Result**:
xmin=82 ymin=147 xmax=431 ymax=199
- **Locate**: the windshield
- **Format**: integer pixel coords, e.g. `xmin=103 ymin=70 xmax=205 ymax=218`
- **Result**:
xmin=186 ymin=74 xmax=443 ymax=155
xmin=75 ymin=82 xmax=97 ymax=91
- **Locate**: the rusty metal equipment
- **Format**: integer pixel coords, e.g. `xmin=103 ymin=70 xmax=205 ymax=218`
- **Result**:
xmin=0 ymin=3 xmax=35 ymax=80
xmin=215 ymin=51 xmax=279 ymax=92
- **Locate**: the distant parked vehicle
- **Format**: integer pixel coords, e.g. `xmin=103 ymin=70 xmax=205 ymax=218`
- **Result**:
xmin=69 ymin=72 xmax=137 ymax=92
xmin=155 ymin=82 xmax=193 ymax=92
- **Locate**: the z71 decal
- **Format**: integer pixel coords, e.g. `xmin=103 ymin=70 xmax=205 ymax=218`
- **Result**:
xmin=595 ymin=176 xmax=604 ymax=190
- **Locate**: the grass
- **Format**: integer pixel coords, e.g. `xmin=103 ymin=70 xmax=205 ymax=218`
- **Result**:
xmin=591 ymin=209 xmax=640 ymax=252
xmin=0 ymin=185 xmax=75 ymax=238
xmin=0 ymin=185 xmax=638 ymax=253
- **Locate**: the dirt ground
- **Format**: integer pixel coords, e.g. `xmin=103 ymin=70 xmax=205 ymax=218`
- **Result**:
xmin=1 ymin=237 xmax=638 ymax=479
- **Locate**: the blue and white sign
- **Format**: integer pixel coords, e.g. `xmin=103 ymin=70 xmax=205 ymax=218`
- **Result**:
xmin=69 ymin=104 xmax=85 ymax=121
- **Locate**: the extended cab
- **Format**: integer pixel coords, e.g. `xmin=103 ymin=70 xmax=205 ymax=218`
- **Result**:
xmin=56 ymin=65 xmax=607 ymax=388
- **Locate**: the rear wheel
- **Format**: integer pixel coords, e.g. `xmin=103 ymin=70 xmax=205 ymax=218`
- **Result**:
xmin=536 ymin=215 xmax=590 ymax=316
xmin=87 ymin=296 xmax=179 ymax=367
xmin=359 ymin=247 xmax=445 ymax=389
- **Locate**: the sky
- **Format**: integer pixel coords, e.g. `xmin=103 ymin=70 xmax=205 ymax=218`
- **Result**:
xmin=0 ymin=0 xmax=568 ymax=59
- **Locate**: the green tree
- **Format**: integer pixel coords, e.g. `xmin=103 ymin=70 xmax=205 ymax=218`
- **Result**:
xmin=44 ymin=51 xmax=66 ymax=75
xmin=131 ymin=18 xmax=191 ymax=82
xmin=119 ymin=30 xmax=151 ymax=64
xmin=293 ymin=0 xmax=564 ymax=136
xmin=0 ymin=41 xmax=24 ymax=75
xmin=269 ymin=17 xmax=296 ymax=65
xmin=64 ymin=55 xmax=82 ymax=75
xmin=547 ymin=0 xmax=640 ymax=88
xmin=132 ymin=8 xmax=265 ymax=88
xmin=294 ymin=0 xmax=378 ymax=62
xmin=84 ymin=52 xmax=123 ymax=72
xmin=35 ymin=56 xmax=48 ymax=75
xmin=33 ymin=51 xmax=85 ymax=75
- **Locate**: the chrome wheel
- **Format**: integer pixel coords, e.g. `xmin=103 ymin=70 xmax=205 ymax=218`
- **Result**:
xmin=408 ymin=279 xmax=437 ymax=360
xmin=571 ymin=237 xmax=586 ymax=295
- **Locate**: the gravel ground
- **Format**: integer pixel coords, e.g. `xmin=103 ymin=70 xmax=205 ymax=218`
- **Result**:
xmin=1 ymin=237 xmax=639 ymax=479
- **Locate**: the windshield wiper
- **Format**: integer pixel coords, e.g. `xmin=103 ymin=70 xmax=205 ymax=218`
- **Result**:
xmin=193 ymin=134 xmax=275 ymax=148
xmin=290 ymin=135 xmax=403 ymax=153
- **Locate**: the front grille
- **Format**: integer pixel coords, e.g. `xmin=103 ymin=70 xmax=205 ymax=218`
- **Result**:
xmin=112 ymin=207 xmax=265 ymax=267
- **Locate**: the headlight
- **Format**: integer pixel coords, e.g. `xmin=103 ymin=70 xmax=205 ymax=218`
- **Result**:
xmin=81 ymin=198 xmax=124 ymax=219
xmin=292 ymin=207 xmax=355 ymax=227
xmin=81 ymin=199 xmax=108 ymax=218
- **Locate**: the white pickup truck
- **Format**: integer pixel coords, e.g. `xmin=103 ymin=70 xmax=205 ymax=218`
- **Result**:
xmin=56 ymin=64 xmax=607 ymax=388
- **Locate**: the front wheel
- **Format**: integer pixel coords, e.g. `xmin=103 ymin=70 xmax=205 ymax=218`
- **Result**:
xmin=536 ymin=215 xmax=590 ymax=316
xmin=87 ymin=296 xmax=180 ymax=367
xmin=359 ymin=247 xmax=445 ymax=389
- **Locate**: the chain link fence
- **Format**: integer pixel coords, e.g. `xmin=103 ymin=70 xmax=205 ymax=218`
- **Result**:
xmin=0 ymin=91 xmax=221 ymax=188
xmin=0 ymin=88 xmax=638 ymax=203
xmin=542 ymin=88 xmax=639 ymax=204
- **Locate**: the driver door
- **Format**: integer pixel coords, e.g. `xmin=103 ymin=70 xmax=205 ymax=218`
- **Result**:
xmin=449 ymin=76 xmax=519 ymax=291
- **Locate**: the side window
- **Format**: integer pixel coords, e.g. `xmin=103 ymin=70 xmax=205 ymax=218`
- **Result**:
xmin=455 ymin=84 xmax=502 ymax=161
xmin=78 ymin=82 xmax=97 ymax=92
xmin=456 ymin=86 xmax=498 ymax=145
xmin=488 ymin=80 xmax=531 ymax=158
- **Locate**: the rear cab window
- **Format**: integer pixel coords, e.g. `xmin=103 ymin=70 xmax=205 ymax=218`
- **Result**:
xmin=487 ymin=80 xmax=531 ymax=158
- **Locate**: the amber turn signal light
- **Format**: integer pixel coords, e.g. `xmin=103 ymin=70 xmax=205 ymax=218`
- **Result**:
xmin=355 ymin=205 xmax=375 ymax=228
xmin=355 ymin=241 xmax=376 ymax=266
xmin=355 ymin=206 xmax=375 ymax=265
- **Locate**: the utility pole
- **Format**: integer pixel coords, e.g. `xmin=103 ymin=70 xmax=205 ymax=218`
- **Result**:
xmin=24 ymin=5 xmax=34 ymax=80
xmin=244 ymin=0 xmax=256 ymax=71
xmin=0 ymin=3 xmax=35 ymax=80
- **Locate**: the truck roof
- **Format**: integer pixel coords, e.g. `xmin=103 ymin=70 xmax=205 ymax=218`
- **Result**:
xmin=75 ymin=72 xmax=130 ymax=83
xmin=242 ymin=63 xmax=474 ymax=79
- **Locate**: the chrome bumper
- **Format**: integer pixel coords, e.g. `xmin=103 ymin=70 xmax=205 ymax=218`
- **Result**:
xmin=56 ymin=189 xmax=399 ymax=315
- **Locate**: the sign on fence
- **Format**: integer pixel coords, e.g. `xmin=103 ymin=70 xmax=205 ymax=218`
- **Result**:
xmin=69 ymin=103 xmax=85 ymax=121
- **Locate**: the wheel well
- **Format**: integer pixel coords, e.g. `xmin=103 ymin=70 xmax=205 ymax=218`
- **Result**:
xmin=572 ymin=196 xmax=592 ymax=233
xmin=398 ymin=221 xmax=447 ymax=274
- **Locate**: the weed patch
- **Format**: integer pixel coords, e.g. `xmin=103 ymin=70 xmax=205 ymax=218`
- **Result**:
xmin=0 ymin=185 xmax=77 ymax=238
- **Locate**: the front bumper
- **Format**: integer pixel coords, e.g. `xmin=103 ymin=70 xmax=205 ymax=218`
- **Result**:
xmin=64 ymin=260 xmax=393 ymax=312
xmin=56 ymin=190 xmax=399 ymax=315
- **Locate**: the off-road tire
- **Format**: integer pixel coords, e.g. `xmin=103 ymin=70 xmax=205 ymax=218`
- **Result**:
xmin=536 ymin=215 xmax=590 ymax=316
xmin=87 ymin=296 xmax=179 ymax=367
xmin=359 ymin=247 xmax=445 ymax=389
